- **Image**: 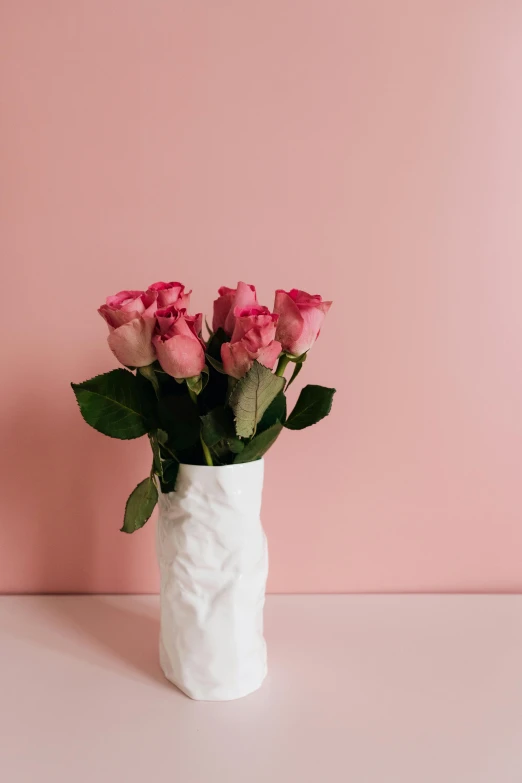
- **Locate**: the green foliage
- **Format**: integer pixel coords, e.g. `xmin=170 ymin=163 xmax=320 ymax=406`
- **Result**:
xmin=158 ymin=395 xmax=201 ymax=450
xmin=159 ymin=459 xmax=179 ymax=494
xmin=257 ymin=391 xmax=287 ymax=433
xmin=204 ymin=317 xmax=214 ymax=338
xmin=200 ymin=329 xmax=229 ymax=412
xmin=206 ymin=327 xmax=229 ymax=360
xmin=234 ymin=422 xmax=283 ymax=463
xmin=138 ymin=364 xmax=160 ymax=396
xmin=149 ymin=432 xmax=163 ymax=479
xmin=156 ymin=428 xmax=169 ymax=445
xmin=186 ymin=374 xmax=203 ymax=396
xmin=229 ymin=361 xmax=285 ymax=438
xmin=200 ymin=366 xmax=209 ymax=390
xmin=200 ymin=407 xmax=242 ymax=464
xmin=285 ymin=384 xmax=336 ymax=430
xmin=152 ymin=364 xmax=188 ymax=397
xmin=71 ymin=369 xmax=152 ymax=439
xmin=200 ymin=407 xmax=234 ymax=448
xmin=228 ymin=437 xmax=244 ymax=454
xmin=134 ymin=369 xmax=160 ymax=424
xmin=206 ymin=355 xmax=225 ymax=374
xmin=121 ymin=476 xmax=158 ymax=533
xmin=175 ymin=442 xmax=204 ymax=466
xmin=286 ymin=360 xmax=304 ymax=388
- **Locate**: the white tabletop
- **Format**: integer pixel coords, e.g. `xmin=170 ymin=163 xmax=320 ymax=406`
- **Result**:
xmin=1 ymin=595 xmax=521 ymax=782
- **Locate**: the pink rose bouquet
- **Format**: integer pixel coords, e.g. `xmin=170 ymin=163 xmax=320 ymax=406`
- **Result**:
xmin=72 ymin=280 xmax=335 ymax=533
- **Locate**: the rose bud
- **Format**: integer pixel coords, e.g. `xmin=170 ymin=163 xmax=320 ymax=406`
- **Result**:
xmin=146 ymin=281 xmax=191 ymax=310
xmin=98 ymin=290 xmax=157 ymax=367
xmin=212 ymin=281 xmax=258 ymax=335
xmin=153 ymin=307 xmax=205 ymax=379
xmin=274 ymin=288 xmax=332 ymax=356
xmin=221 ymin=306 xmax=282 ymax=379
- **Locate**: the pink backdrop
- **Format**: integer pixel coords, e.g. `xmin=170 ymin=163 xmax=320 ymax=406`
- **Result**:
xmin=2 ymin=1 xmax=522 ymax=594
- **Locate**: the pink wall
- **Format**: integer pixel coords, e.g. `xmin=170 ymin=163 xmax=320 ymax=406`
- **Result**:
xmin=2 ymin=1 xmax=522 ymax=594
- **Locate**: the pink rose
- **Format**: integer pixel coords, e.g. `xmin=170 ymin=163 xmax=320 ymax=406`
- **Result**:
xmin=221 ymin=306 xmax=282 ymax=379
xmin=98 ymin=290 xmax=157 ymax=367
xmin=212 ymin=281 xmax=258 ymax=335
xmin=274 ymin=288 xmax=332 ymax=356
xmin=147 ymin=281 xmax=191 ymax=310
xmin=153 ymin=307 xmax=205 ymax=379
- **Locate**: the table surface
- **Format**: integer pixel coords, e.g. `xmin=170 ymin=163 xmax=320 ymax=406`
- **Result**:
xmin=1 ymin=595 xmax=521 ymax=783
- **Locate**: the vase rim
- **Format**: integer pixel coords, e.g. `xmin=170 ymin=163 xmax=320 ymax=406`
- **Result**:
xmin=177 ymin=459 xmax=264 ymax=470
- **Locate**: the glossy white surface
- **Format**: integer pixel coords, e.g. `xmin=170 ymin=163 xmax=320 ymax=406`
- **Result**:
xmin=1 ymin=595 xmax=522 ymax=783
xmin=156 ymin=460 xmax=268 ymax=700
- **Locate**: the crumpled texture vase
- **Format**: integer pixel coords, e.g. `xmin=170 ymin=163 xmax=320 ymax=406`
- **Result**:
xmin=156 ymin=459 xmax=268 ymax=701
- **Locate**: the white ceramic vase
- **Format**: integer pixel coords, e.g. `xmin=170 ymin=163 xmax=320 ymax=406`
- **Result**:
xmin=156 ymin=459 xmax=268 ymax=701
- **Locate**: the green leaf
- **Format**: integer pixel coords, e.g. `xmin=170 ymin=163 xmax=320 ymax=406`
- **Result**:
xmin=159 ymin=459 xmax=179 ymax=494
xmin=150 ymin=365 xmax=189 ymax=398
xmin=229 ymin=361 xmax=285 ymax=438
xmin=186 ymin=375 xmax=203 ymax=396
xmin=227 ymin=376 xmax=238 ymax=399
xmin=285 ymin=384 xmax=336 ymax=430
xmin=257 ymin=391 xmax=287 ymax=432
xmin=234 ymin=422 xmax=283 ymax=463
xmin=175 ymin=442 xmax=204 ymax=465
xmin=205 ymin=317 xmax=214 ymax=339
xmin=206 ymin=327 xmax=229 ymax=361
xmin=228 ymin=437 xmax=244 ymax=454
xmin=206 ymin=354 xmax=225 ymax=374
xmin=158 ymin=395 xmax=201 ymax=450
xmin=133 ymin=370 xmax=160 ymax=427
xmin=121 ymin=477 xmax=158 ymax=533
xmin=156 ymin=428 xmax=169 ymax=445
xmin=138 ymin=364 xmax=160 ymax=396
xmin=286 ymin=361 xmax=304 ymax=388
xmin=199 ymin=352 xmax=229 ymax=413
xmin=71 ymin=369 xmax=151 ymax=439
xmin=200 ymin=407 xmax=235 ymax=448
xmin=200 ymin=407 xmax=239 ymax=464
xmin=149 ymin=432 xmax=163 ymax=479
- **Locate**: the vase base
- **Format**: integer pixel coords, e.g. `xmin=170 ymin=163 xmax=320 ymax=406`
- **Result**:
xmin=160 ymin=663 xmax=267 ymax=702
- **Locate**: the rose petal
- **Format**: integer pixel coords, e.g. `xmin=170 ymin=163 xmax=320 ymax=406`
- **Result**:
xmin=107 ymin=317 xmax=156 ymax=367
xmin=154 ymin=333 xmax=205 ymax=379
xmin=274 ymin=290 xmax=304 ymax=354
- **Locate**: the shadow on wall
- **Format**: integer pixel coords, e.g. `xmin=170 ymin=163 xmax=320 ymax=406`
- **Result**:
xmin=0 ymin=376 xmax=154 ymax=594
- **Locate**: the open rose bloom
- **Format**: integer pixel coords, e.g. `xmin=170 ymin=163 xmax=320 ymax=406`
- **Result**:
xmin=73 ymin=279 xmax=334 ymax=532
